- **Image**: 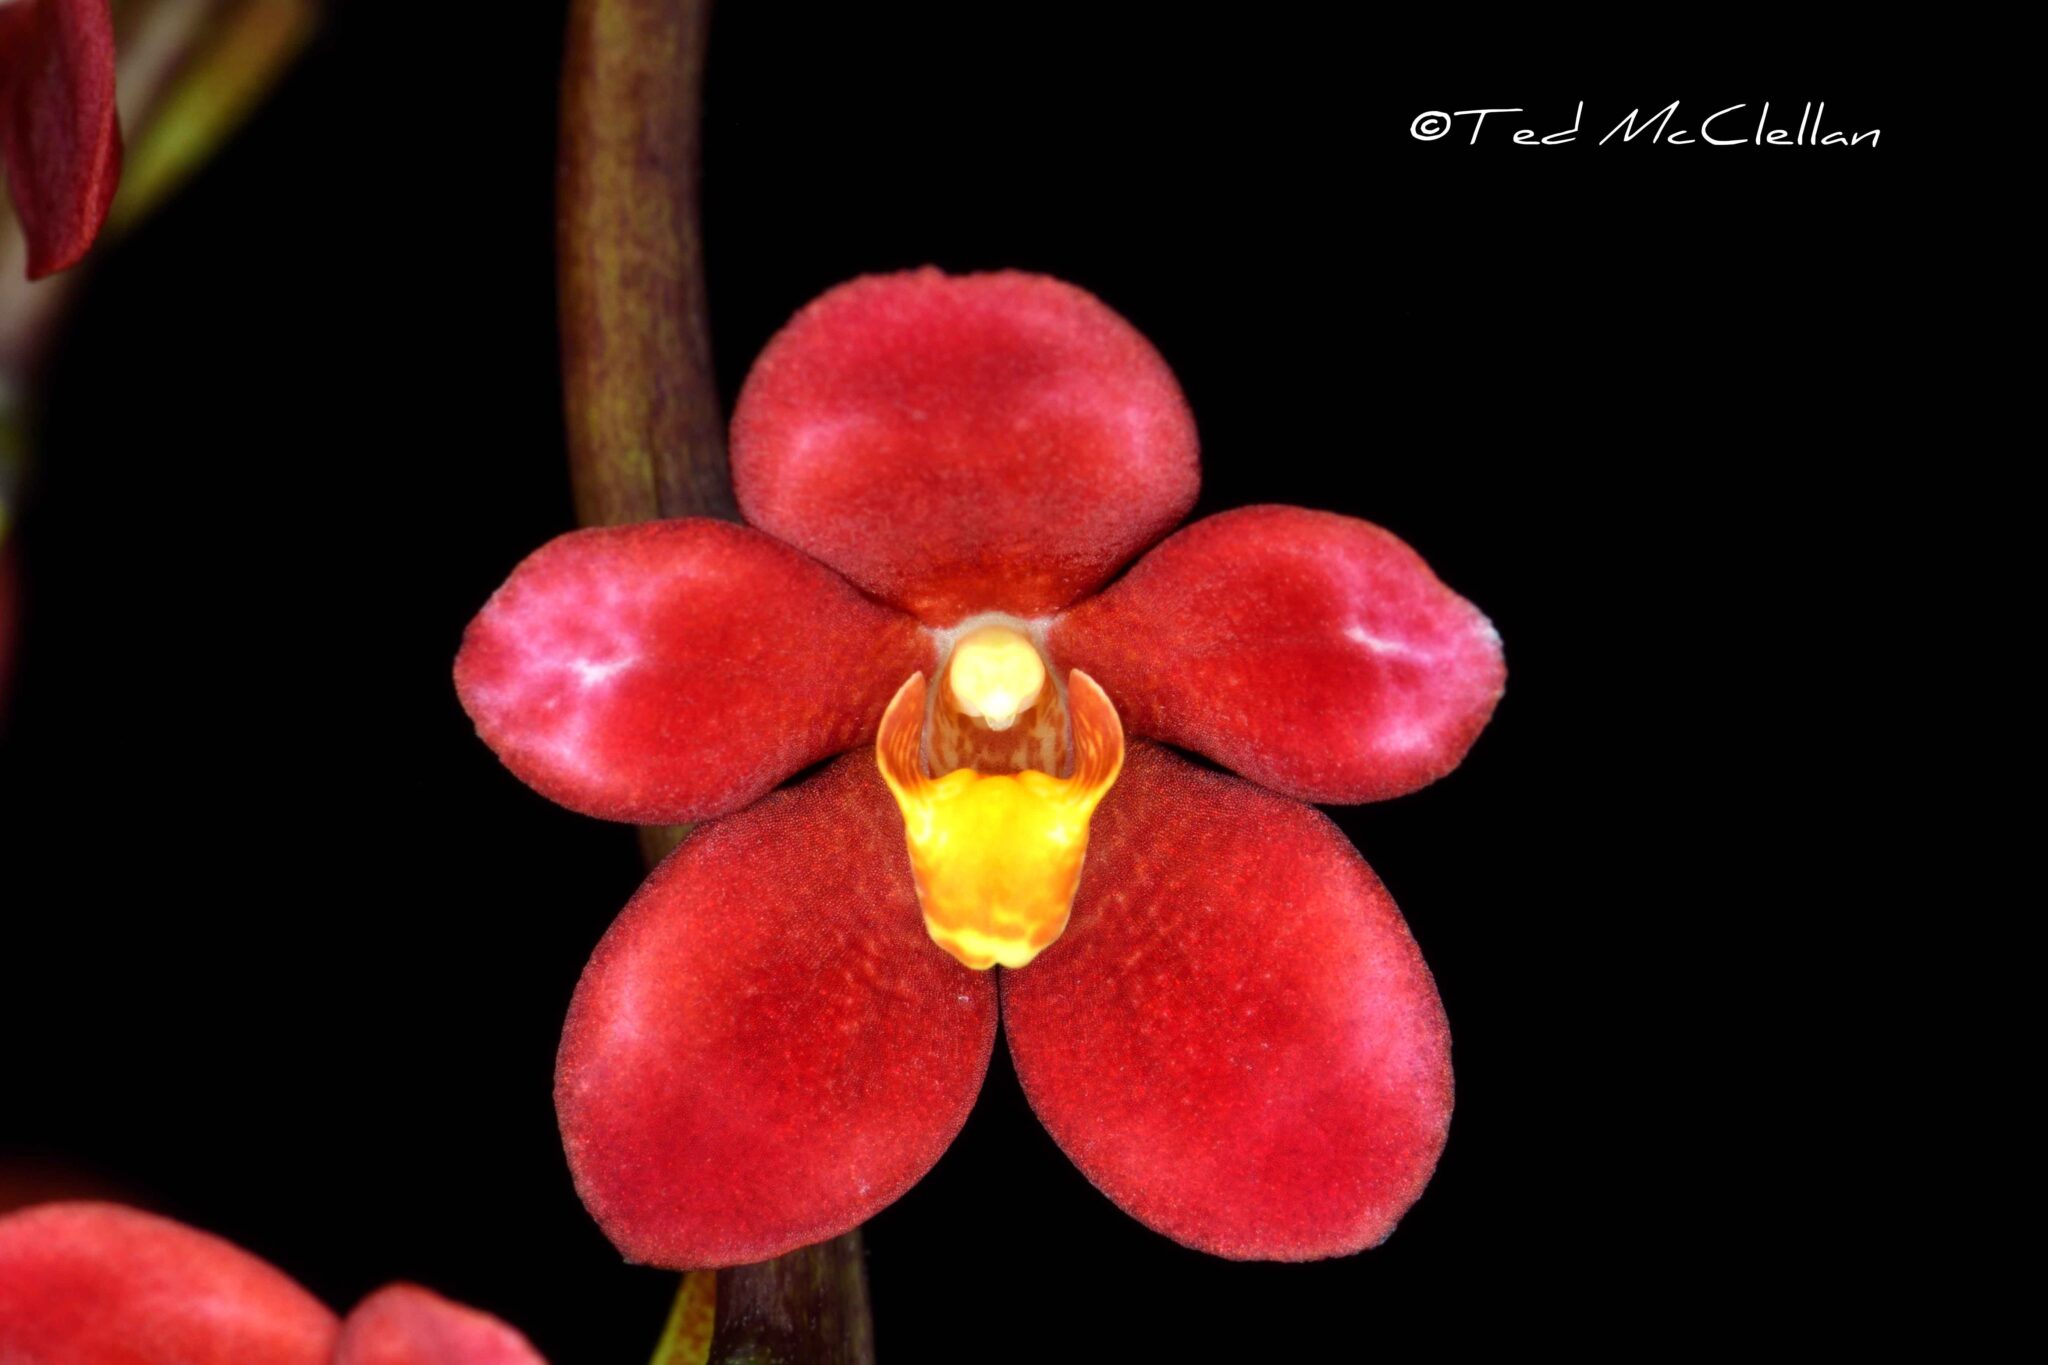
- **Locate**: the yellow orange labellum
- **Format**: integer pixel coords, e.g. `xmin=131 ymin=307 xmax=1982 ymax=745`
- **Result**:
xmin=878 ymin=667 xmax=1124 ymax=970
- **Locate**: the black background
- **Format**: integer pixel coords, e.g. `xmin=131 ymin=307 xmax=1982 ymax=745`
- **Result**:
xmin=2 ymin=6 xmax=1937 ymax=1360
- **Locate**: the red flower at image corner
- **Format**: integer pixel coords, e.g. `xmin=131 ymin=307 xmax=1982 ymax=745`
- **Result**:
xmin=0 ymin=1202 xmax=545 ymax=1364
xmin=455 ymin=270 xmax=1506 ymax=1267
xmin=0 ymin=0 xmax=120 ymax=279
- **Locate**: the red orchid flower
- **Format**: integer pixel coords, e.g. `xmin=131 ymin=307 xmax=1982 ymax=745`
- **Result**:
xmin=0 ymin=1201 xmax=545 ymax=1364
xmin=456 ymin=269 xmax=1504 ymax=1267
xmin=0 ymin=0 xmax=119 ymax=279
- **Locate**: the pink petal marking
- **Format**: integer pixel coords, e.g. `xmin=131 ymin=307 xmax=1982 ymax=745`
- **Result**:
xmin=730 ymin=269 xmax=1200 ymax=625
xmin=0 ymin=0 xmax=120 ymax=279
xmin=1003 ymin=744 xmax=1454 ymax=1259
xmin=456 ymin=518 xmax=932 ymax=824
xmin=335 ymin=1284 xmax=546 ymax=1365
xmin=556 ymin=753 xmax=998 ymax=1268
xmin=0 ymin=1202 xmax=338 ymax=1364
xmin=1051 ymin=505 xmax=1504 ymax=803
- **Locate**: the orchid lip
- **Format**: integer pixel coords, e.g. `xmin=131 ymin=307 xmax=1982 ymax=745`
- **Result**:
xmin=879 ymin=627 xmax=1125 ymax=971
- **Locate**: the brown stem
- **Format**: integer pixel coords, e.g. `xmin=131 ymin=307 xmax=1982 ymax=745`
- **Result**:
xmin=704 ymin=1238 xmax=876 ymax=1365
xmin=558 ymin=0 xmax=736 ymax=528
xmin=557 ymin=5 xmax=874 ymax=1361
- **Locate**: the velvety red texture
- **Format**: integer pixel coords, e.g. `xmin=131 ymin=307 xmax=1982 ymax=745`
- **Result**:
xmin=455 ymin=518 xmax=932 ymax=824
xmin=556 ymin=752 xmax=999 ymax=1268
xmin=335 ymin=1285 xmax=545 ymax=1365
xmin=730 ymin=269 xmax=1200 ymax=625
xmin=0 ymin=1202 xmax=339 ymax=1364
xmin=1003 ymin=744 xmax=1454 ymax=1260
xmin=0 ymin=0 xmax=120 ymax=279
xmin=1051 ymin=505 xmax=1505 ymax=804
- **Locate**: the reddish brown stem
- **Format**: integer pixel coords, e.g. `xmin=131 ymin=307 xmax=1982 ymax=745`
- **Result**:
xmin=558 ymin=0 xmax=737 ymax=528
xmin=701 ymin=1239 xmax=876 ymax=1365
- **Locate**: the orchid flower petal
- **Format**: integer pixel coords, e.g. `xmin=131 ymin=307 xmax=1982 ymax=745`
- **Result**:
xmin=1002 ymin=744 xmax=1454 ymax=1260
xmin=1050 ymin=505 xmax=1504 ymax=803
xmin=0 ymin=1202 xmax=338 ymax=1364
xmin=556 ymin=752 xmax=998 ymax=1268
xmin=456 ymin=518 xmax=932 ymax=824
xmin=0 ymin=0 xmax=120 ymax=279
xmin=730 ymin=269 xmax=1200 ymax=625
xmin=335 ymin=1285 xmax=546 ymax=1365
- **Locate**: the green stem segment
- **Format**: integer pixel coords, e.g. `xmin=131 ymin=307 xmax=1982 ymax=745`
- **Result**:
xmin=557 ymin=4 xmax=876 ymax=1362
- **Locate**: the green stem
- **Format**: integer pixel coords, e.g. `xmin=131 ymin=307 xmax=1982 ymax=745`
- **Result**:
xmin=648 ymin=1272 xmax=717 ymax=1365
xmin=109 ymin=0 xmax=324 ymax=233
xmin=556 ymin=4 xmax=875 ymax=1361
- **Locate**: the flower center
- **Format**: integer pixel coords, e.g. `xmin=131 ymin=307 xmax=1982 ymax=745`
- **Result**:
xmin=945 ymin=624 xmax=1044 ymax=730
xmin=927 ymin=616 xmax=1069 ymax=779
xmin=877 ymin=626 xmax=1124 ymax=971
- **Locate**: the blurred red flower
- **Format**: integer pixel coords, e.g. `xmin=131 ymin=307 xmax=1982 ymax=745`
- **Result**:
xmin=0 ymin=1201 xmax=545 ymax=1364
xmin=0 ymin=0 xmax=119 ymax=278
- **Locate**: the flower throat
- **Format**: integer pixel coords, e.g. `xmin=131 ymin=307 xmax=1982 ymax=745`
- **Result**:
xmin=877 ymin=621 xmax=1123 ymax=970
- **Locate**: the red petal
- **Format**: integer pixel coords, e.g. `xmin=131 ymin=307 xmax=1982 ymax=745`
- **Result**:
xmin=0 ymin=1202 xmax=338 ymax=1363
xmin=336 ymin=1285 xmax=545 ymax=1365
xmin=456 ymin=519 xmax=932 ymax=824
xmin=556 ymin=752 xmax=998 ymax=1268
xmin=1002 ymin=744 xmax=1453 ymax=1259
xmin=0 ymin=0 xmax=120 ymax=279
xmin=1050 ymin=505 xmax=1504 ymax=803
xmin=730 ymin=269 xmax=1200 ymax=625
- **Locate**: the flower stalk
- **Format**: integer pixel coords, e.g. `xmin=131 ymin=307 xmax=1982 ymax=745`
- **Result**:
xmin=648 ymin=1272 xmax=716 ymax=1365
xmin=556 ymin=2 xmax=875 ymax=1360
xmin=558 ymin=0 xmax=736 ymax=530
xmin=696 ymin=1240 xmax=875 ymax=1365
